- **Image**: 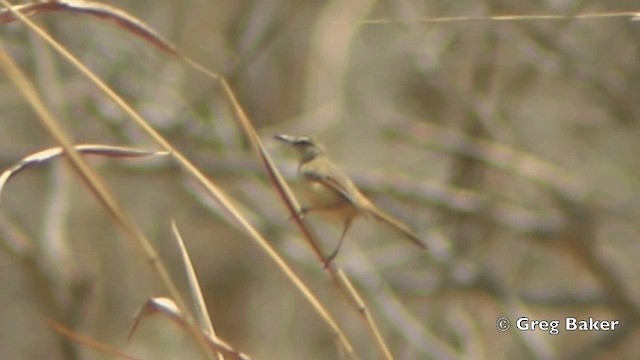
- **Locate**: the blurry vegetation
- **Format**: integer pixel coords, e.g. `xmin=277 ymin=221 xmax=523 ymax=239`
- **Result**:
xmin=1 ymin=0 xmax=640 ymax=359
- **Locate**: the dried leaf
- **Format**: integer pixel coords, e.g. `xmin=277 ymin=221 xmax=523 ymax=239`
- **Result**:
xmin=0 ymin=1 xmax=179 ymax=55
xmin=0 ymin=144 xmax=167 ymax=203
xmin=129 ymin=297 xmax=251 ymax=360
xmin=49 ymin=320 xmax=143 ymax=360
xmin=171 ymin=221 xmax=216 ymax=338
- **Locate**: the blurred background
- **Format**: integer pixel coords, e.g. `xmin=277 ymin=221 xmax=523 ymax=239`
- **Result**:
xmin=1 ymin=0 xmax=640 ymax=359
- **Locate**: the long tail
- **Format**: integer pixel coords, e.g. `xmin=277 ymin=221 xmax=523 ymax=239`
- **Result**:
xmin=367 ymin=205 xmax=426 ymax=250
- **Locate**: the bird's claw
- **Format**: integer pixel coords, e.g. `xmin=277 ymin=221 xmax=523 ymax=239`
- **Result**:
xmin=288 ymin=207 xmax=309 ymax=222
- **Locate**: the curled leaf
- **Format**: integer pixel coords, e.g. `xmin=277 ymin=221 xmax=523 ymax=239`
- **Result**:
xmin=0 ymin=144 xmax=168 ymax=202
xmin=0 ymin=1 xmax=179 ymax=55
xmin=129 ymin=297 xmax=251 ymax=360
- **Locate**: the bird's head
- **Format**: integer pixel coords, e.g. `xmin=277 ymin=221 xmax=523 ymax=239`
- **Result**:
xmin=274 ymin=134 xmax=325 ymax=162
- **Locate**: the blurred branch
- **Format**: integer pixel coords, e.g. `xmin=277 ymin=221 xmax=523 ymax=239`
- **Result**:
xmin=388 ymin=121 xmax=584 ymax=199
xmin=347 ymin=249 xmax=460 ymax=360
xmin=560 ymin=321 xmax=634 ymax=360
xmin=360 ymin=11 xmax=640 ymax=24
xmin=101 ymin=153 xmax=567 ymax=239
xmin=0 ymin=213 xmax=88 ymax=359
xmin=556 ymin=196 xmax=640 ymax=323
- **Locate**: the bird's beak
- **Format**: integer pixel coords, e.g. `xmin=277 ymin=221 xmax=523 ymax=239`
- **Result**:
xmin=274 ymin=134 xmax=295 ymax=144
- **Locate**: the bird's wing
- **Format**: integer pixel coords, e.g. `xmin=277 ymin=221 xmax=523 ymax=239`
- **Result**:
xmin=301 ymin=159 xmax=427 ymax=250
xmin=300 ymin=159 xmax=365 ymax=208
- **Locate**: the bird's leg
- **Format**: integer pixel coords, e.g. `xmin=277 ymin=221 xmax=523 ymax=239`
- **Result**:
xmin=323 ymin=218 xmax=353 ymax=268
xmin=288 ymin=206 xmax=312 ymax=222
xmin=298 ymin=207 xmax=310 ymax=218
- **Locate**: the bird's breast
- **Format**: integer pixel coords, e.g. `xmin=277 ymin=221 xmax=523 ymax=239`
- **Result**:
xmin=300 ymin=179 xmax=360 ymax=222
xmin=304 ymin=180 xmax=348 ymax=207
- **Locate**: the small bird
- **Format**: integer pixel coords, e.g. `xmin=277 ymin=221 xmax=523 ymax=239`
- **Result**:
xmin=274 ymin=134 xmax=426 ymax=263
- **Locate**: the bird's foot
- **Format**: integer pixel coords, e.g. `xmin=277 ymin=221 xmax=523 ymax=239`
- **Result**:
xmin=288 ymin=207 xmax=310 ymax=222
